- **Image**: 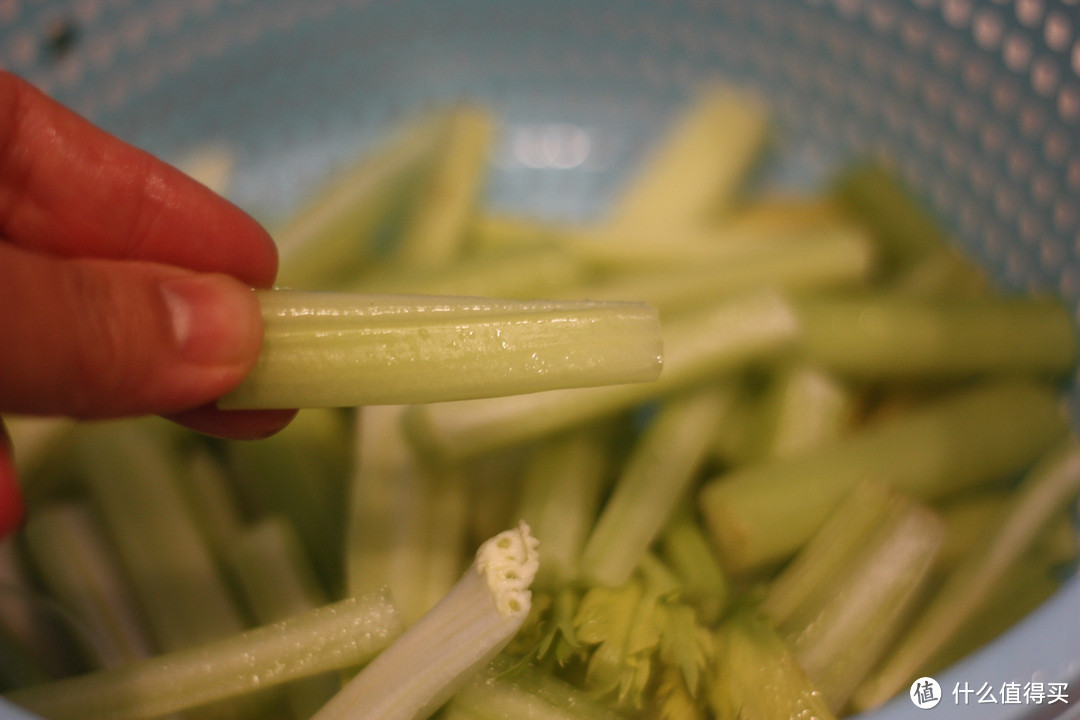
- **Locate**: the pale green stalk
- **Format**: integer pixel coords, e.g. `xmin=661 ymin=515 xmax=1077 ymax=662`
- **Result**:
xmin=606 ymin=86 xmax=769 ymax=228
xmin=23 ymin=502 xmax=156 ymax=669
xmin=554 ymin=230 xmax=874 ymax=314
xmin=227 ymin=409 xmax=350 ymax=593
xmin=311 ymin=523 xmax=539 ymax=720
xmin=392 ymin=105 xmax=494 ymax=268
xmin=8 ymin=594 xmax=401 ymax=720
xmin=219 ymin=291 xmax=662 ymax=409
xmin=406 ymin=290 xmax=799 ymax=463
xmin=229 ymin=517 xmax=339 ymax=719
xmin=274 ymin=114 xmax=446 ymax=290
xmin=180 ymin=447 xmax=245 ymax=564
xmin=852 ymin=436 xmax=1080 ymax=711
xmin=74 ymin=421 xmax=248 ymax=653
xmin=516 ymin=425 xmax=614 ymax=589
xmin=347 ymin=405 xmax=469 ymax=626
xmin=348 ymin=244 xmax=587 ymax=299
xmin=758 ymin=364 xmax=856 ymax=459
xmin=698 ymin=379 xmax=1067 ymax=573
xmin=794 ymin=293 xmax=1077 ymax=379
xmin=778 ymin=489 xmax=945 ymax=711
xmin=579 ymin=388 xmax=728 ymax=588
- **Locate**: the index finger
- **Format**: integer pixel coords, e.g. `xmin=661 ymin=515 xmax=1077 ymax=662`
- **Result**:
xmin=0 ymin=71 xmax=277 ymax=288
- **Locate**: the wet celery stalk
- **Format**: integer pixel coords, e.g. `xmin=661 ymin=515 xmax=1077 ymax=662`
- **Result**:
xmin=578 ymin=388 xmax=728 ymax=588
xmin=794 ymin=293 xmax=1077 ymax=380
xmin=405 ymin=291 xmax=799 ymax=463
xmin=218 ymin=291 xmax=662 ymax=409
xmin=698 ymin=379 xmax=1067 ymax=574
xmin=852 ymin=437 xmax=1080 ymax=711
xmin=8 ymin=593 xmax=401 ymax=720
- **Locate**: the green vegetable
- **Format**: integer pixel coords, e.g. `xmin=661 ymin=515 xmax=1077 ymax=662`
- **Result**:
xmin=218 ymin=291 xmax=663 ymax=409
xmin=8 ymin=593 xmax=401 ymax=720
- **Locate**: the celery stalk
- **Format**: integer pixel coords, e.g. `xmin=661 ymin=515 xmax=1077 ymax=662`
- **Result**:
xmin=346 ymin=405 xmax=469 ymax=626
xmin=218 ymin=291 xmax=663 ymax=409
xmin=556 ymin=230 xmax=874 ymax=314
xmin=516 ymin=425 xmax=614 ymax=590
xmin=74 ymin=421 xmax=248 ymax=653
xmin=852 ymin=437 xmax=1080 ymax=711
xmin=757 ymin=364 xmax=856 ymax=459
xmin=350 ymin=245 xmax=587 ymax=299
xmin=228 ymin=517 xmax=339 ymax=720
xmin=406 ymin=291 xmax=799 ymax=463
xmin=227 ymin=410 xmax=349 ymax=593
xmin=274 ymin=115 xmax=445 ymax=290
xmin=607 ymin=86 xmax=769 ymax=228
xmin=579 ymin=389 xmax=728 ymax=588
xmin=777 ymin=488 xmax=945 ymax=711
xmin=392 ymin=105 xmax=494 ymax=268
xmin=698 ymin=379 xmax=1067 ymax=573
xmin=23 ymin=502 xmax=156 ymax=668
xmin=310 ymin=523 xmax=539 ymax=720
xmin=794 ymin=293 xmax=1077 ymax=379
xmin=8 ymin=593 xmax=401 ymax=720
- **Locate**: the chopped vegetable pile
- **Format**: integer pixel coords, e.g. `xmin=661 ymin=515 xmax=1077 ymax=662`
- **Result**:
xmin=3 ymin=86 xmax=1080 ymax=720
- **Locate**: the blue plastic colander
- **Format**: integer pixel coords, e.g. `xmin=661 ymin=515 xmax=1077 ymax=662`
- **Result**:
xmin=2 ymin=1 xmax=1079 ymax=718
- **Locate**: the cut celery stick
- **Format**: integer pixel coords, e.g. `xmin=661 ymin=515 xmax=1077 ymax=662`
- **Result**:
xmin=229 ymin=517 xmax=339 ymax=720
xmin=74 ymin=421 xmax=248 ymax=653
xmin=780 ymin=490 xmax=944 ymax=711
xmin=831 ymin=161 xmax=952 ymax=270
xmin=707 ymin=609 xmax=836 ymax=720
xmin=227 ymin=409 xmax=350 ymax=593
xmin=699 ymin=379 xmax=1067 ymax=574
xmin=347 ymin=405 xmax=469 ymax=626
xmin=659 ymin=507 xmax=729 ymax=626
xmin=852 ymin=436 xmax=1080 ymax=711
xmin=180 ymin=447 xmax=245 ymax=564
xmin=310 ymin=523 xmax=539 ymax=720
xmin=762 ymin=482 xmax=896 ymax=630
xmin=757 ymin=364 xmax=856 ymax=459
xmin=558 ymin=223 xmax=869 ymax=273
xmin=218 ymin=291 xmax=663 ymax=409
xmin=794 ymin=293 xmax=1077 ymax=379
xmin=724 ymin=194 xmax=847 ymax=234
xmin=8 ymin=593 xmax=401 ymax=720
xmin=579 ymin=389 xmax=728 ymax=588
xmin=23 ymin=502 xmax=156 ymax=669
xmin=349 ymin=245 xmax=587 ymax=299
xmin=466 ymin=214 xmax=562 ymax=253
xmin=554 ymin=230 xmax=874 ymax=314
xmin=444 ymin=659 xmax=626 ymax=720
xmin=516 ymin=425 xmax=614 ymax=589
xmin=406 ymin=291 xmax=799 ymax=463
xmin=606 ymin=86 xmax=770 ymax=229
xmin=392 ymin=105 xmax=494 ymax=268
xmin=274 ymin=115 xmax=446 ymax=290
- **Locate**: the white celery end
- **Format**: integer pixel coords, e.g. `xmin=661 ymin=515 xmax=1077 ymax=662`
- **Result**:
xmin=310 ymin=522 xmax=539 ymax=720
xmin=476 ymin=520 xmax=541 ymax=618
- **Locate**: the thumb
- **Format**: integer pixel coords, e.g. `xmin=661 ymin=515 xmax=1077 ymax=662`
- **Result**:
xmin=0 ymin=243 xmax=263 ymax=419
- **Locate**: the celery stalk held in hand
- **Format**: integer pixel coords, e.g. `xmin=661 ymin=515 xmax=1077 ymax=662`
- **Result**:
xmin=219 ymin=291 xmax=662 ymax=409
xmin=310 ymin=521 xmax=540 ymax=720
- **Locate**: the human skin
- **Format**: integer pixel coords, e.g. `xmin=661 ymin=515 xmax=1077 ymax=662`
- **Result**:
xmin=0 ymin=70 xmax=296 ymax=534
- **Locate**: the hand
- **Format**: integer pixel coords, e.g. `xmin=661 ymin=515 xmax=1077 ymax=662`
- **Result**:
xmin=0 ymin=71 xmax=296 ymax=534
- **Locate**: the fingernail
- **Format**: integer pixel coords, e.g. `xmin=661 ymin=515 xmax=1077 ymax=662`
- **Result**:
xmin=160 ymin=274 xmax=261 ymax=367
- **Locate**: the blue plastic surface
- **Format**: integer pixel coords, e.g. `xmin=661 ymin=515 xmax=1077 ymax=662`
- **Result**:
xmin=1 ymin=1 xmax=1079 ymax=718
